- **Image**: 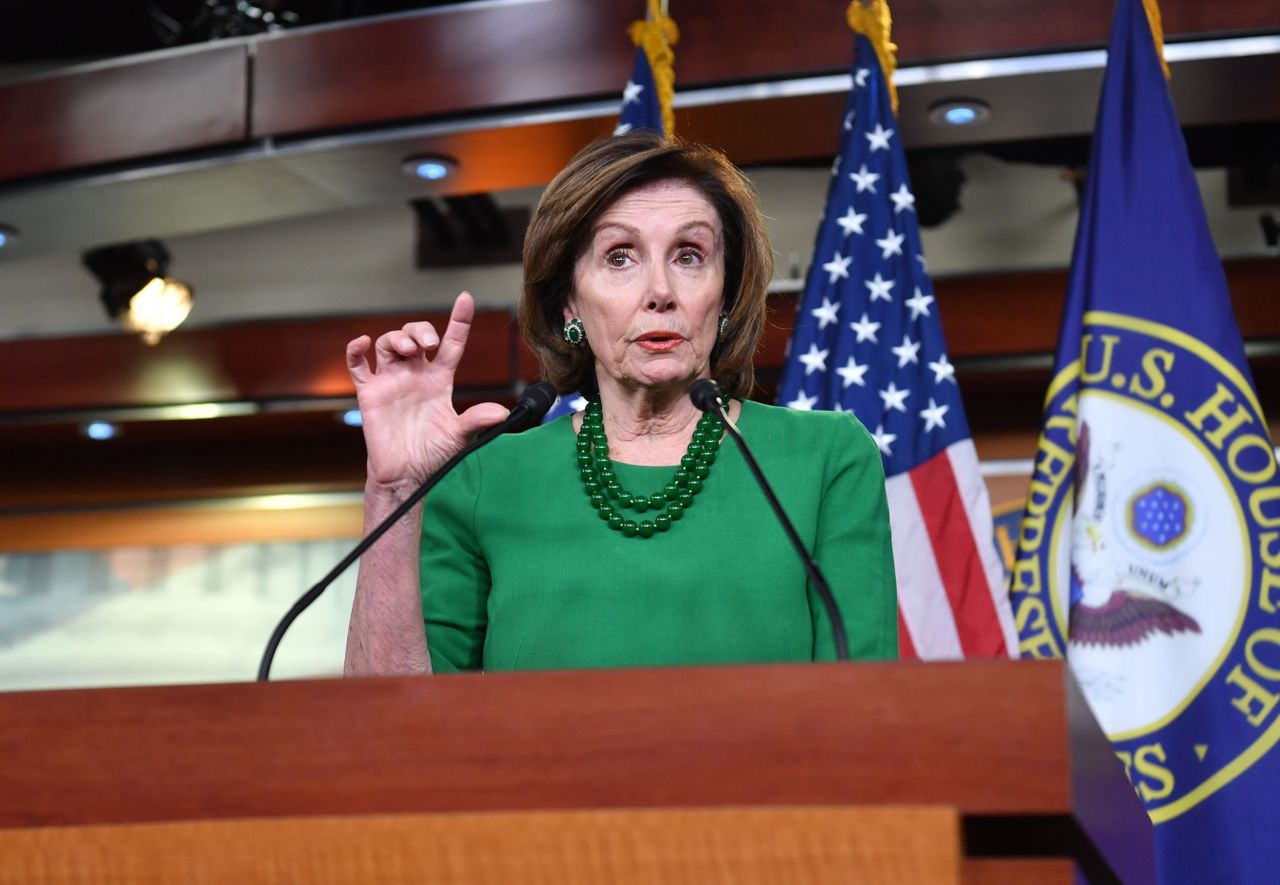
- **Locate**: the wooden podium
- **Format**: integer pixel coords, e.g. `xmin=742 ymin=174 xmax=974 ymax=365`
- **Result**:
xmin=0 ymin=661 xmax=1152 ymax=884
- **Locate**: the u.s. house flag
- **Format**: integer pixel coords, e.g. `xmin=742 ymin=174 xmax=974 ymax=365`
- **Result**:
xmin=1009 ymin=0 xmax=1280 ymax=880
xmin=543 ymin=0 xmax=676 ymax=424
xmin=778 ymin=1 xmax=1017 ymax=660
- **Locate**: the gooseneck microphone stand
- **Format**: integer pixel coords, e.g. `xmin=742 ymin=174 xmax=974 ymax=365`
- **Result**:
xmin=256 ymin=382 xmax=557 ymax=681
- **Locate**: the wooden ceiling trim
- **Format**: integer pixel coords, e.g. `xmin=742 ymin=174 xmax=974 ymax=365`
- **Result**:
xmin=250 ymin=0 xmax=1277 ymax=138
xmin=0 ymin=309 xmax=517 ymax=414
xmin=0 ymin=44 xmax=248 ymax=185
xmin=1 ymin=260 xmax=1272 ymax=418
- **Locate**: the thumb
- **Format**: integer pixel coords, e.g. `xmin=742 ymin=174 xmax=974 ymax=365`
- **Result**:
xmin=458 ymin=402 xmax=511 ymax=436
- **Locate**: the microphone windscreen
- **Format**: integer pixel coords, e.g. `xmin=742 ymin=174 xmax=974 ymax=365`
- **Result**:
xmin=689 ymin=379 xmax=723 ymax=413
xmin=518 ymin=381 xmax=558 ymax=419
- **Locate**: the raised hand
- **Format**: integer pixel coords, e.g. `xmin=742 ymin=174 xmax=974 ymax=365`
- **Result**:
xmin=346 ymin=292 xmax=509 ymax=492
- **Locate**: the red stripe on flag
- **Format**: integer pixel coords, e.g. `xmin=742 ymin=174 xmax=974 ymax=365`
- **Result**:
xmin=908 ymin=453 xmax=1008 ymax=657
xmin=897 ymin=606 xmax=918 ymax=661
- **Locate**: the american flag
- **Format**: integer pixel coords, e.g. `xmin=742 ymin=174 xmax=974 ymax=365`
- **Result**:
xmin=777 ymin=34 xmax=1017 ymax=660
xmin=542 ymin=9 xmax=670 ymax=424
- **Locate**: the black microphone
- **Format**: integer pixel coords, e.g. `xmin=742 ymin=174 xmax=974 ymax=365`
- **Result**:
xmin=689 ymin=379 xmax=850 ymax=661
xmin=257 ymin=381 xmax=557 ymax=681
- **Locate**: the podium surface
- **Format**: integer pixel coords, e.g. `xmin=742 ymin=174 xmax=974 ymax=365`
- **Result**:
xmin=0 ymin=660 xmax=1152 ymax=883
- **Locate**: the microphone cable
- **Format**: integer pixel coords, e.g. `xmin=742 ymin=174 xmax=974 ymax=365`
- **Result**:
xmin=256 ymin=382 xmax=557 ymax=681
xmin=689 ymin=379 xmax=850 ymax=661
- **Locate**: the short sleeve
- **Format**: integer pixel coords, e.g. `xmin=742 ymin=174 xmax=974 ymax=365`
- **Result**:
xmin=810 ymin=414 xmax=898 ymax=661
xmin=420 ymin=455 xmax=491 ymax=672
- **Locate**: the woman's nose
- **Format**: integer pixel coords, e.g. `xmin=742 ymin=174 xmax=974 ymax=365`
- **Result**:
xmin=646 ymin=265 xmax=676 ymax=312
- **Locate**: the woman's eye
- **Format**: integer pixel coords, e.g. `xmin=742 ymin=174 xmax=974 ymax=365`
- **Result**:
xmin=675 ymin=248 xmax=705 ymax=266
xmin=605 ymin=250 xmax=633 ymax=268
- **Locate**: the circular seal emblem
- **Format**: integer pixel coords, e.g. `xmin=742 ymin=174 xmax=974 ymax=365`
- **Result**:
xmin=1010 ymin=311 xmax=1280 ymax=823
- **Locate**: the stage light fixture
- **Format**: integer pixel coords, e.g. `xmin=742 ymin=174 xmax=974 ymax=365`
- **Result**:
xmin=401 ymin=155 xmax=458 ymax=182
xmin=928 ymin=99 xmax=991 ymax=128
xmin=82 ymin=240 xmax=194 ymax=345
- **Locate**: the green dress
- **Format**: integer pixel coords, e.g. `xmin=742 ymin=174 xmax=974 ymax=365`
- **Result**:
xmin=420 ymin=399 xmax=897 ymax=671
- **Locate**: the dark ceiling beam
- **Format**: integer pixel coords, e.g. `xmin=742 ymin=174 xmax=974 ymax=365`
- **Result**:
xmin=0 ymin=0 xmax=1275 ymax=187
xmin=0 ymin=44 xmax=248 ymax=183
xmin=2 ymin=258 xmax=1274 ymax=420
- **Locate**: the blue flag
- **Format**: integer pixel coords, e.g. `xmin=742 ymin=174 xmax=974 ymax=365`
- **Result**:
xmin=1009 ymin=0 xmax=1280 ymax=881
xmin=778 ymin=34 xmax=1015 ymax=660
xmin=542 ymin=38 xmax=668 ymax=424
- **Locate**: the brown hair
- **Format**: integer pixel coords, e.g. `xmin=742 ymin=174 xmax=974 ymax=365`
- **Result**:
xmin=518 ymin=130 xmax=773 ymax=398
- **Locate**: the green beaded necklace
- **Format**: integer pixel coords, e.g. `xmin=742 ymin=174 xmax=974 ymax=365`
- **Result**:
xmin=577 ymin=394 xmax=723 ymax=539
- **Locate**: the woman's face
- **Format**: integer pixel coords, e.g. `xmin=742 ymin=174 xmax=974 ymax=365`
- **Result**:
xmin=567 ymin=179 xmax=726 ymax=396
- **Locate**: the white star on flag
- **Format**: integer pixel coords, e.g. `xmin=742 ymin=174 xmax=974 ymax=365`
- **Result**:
xmin=831 ymin=155 xmax=842 ymax=177
xmin=864 ymin=272 xmax=895 ymax=302
xmin=891 ymin=334 xmax=921 ymax=367
xmin=849 ymin=165 xmax=880 ymax=193
xmin=879 ymin=381 xmax=909 ymax=413
xmin=835 ymin=355 xmax=869 ymax=388
xmin=811 ymin=297 xmax=840 ymax=329
xmin=836 ymin=206 xmax=868 ymax=237
xmin=928 ymin=353 xmax=956 ymax=384
xmin=865 ymin=123 xmax=894 ymax=152
xmin=875 ymin=229 xmax=905 ymax=259
xmin=787 ymin=390 xmax=818 ymax=411
xmin=822 ymin=252 xmax=852 ymax=283
xmin=798 ymin=343 xmax=829 ymax=375
xmin=872 ymin=424 xmax=896 ymax=456
xmin=919 ymin=397 xmax=949 ymax=431
xmin=622 ymin=80 xmax=644 ymax=105
xmin=612 ymin=122 xmax=633 ymax=136
xmin=777 ymin=34 xmax=1019 ymax=663
xmin=905 ymin=288 xmax=935 ymax=319
xmin=890 ymin=183 xmax=916 ymax=214
xmin=850 ymin=312 xmax=881 ymax=343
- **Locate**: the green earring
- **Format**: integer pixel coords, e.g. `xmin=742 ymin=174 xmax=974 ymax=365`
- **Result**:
xmin=563 ymin=317 xmax=586 ymax=348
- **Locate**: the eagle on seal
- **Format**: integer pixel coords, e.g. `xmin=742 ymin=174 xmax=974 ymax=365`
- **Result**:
xmin=1067 ymin=421 xmax=1201 ymax=649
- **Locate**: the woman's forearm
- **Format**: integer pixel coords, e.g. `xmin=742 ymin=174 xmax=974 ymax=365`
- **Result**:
xmin=344 ymin=480 xmax=433 ymax=676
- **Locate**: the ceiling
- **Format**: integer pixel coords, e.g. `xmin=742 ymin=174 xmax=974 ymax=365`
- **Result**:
xmin=0 ymin=9 xmax=1276 ymax=341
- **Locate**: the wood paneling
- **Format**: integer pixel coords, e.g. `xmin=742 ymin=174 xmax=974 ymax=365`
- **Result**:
xmin=251 ymin=0 xmax=1279 ymax=139
xmin=963 ymin=859 xmax=1076 ymax=885
xmin=0 ymin=309 xmax=516 ymax=414
xmin=0 ymin=661 xmax=1154 ymax=880
xmin=0 ymin=500 xmax=363 ymax=553
xmin=0 ymin=806 xmax=963 ymax=885
xmin=251 ymin=2 xmax=637 ymax=137
xmin=0 ymin=260 xmax=1275 ymax=514
xmin=0 ymin=663 xmax=1072 ymax=826
xmin=0 ymin=45 xmax=247 ymax=184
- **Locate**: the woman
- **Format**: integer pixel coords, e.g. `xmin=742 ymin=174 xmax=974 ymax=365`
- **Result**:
xmin=345 ymin=131 xmax=896 ymax=674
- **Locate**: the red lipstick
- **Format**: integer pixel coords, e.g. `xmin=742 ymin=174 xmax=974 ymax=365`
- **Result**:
xmin=636 ymin=331 xmax=685 ymax=352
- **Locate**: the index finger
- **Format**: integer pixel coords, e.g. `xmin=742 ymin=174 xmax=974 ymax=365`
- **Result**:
xmin=435 ymin=292 xmax=475 ymax=373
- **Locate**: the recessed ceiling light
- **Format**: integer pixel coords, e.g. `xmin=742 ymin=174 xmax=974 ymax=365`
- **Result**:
xmin=928 ymin=99 xmax=991 ymax=128
xmin=402 ymin=155 xmax=457 ymax=182
xmin=83 ymin=421 xmax=120 ymax=441
xmin=341 ymin=408 xmax=363 ymax=428
xmin=0 ymin=225 xmax=17 ymax=249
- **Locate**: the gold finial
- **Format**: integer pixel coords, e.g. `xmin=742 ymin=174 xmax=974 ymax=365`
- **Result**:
xmin=846 ymin=0 xmax=898 ymax=116
xmin=1141 ymin=0 xmax=1172 ymax=81
xmin=628 ymin=0 xmax=680 ymax=135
